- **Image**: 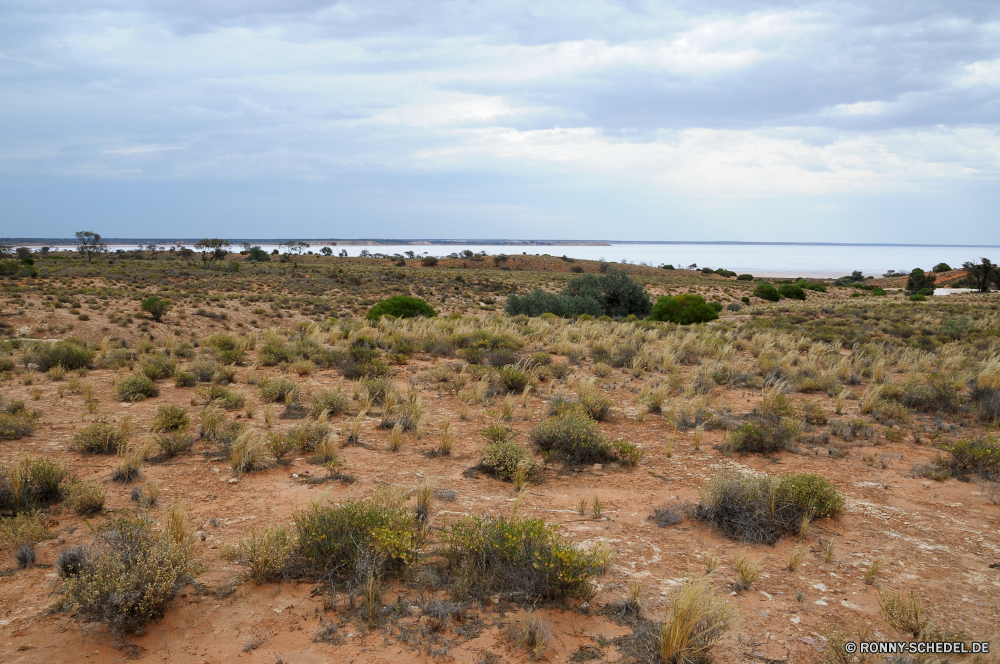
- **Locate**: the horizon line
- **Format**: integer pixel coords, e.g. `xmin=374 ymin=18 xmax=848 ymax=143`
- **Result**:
xmin=3 ymin=238 xmax=999 ymax=249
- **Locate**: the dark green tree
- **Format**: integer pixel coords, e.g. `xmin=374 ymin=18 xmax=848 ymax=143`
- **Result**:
xmin=76 ymin=231 xmax=107 ymax=263
xmin=753 ymin=283 xmax=781 ymax=301
xmin=963 ymin=258 xmax=998 ymax=292
xmin=905 ymin=268 xmax=936 ymax=294
xmin=194 ymin=239 xmax=230 ymax=263
xmin=932 ymin=263 xmax=952 ymax=273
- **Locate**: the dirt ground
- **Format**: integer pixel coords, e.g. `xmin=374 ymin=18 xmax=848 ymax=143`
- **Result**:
xmin=1 ymin=261 xmax=999 ymax=664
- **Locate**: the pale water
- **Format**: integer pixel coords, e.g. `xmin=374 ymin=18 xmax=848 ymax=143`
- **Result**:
xmin=37 ymin=242 xmax=1000 ymax=279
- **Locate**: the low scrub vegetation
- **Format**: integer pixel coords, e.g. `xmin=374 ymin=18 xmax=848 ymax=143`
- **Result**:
xmin=61 ymin=512 xmax=196 ymax=637
xmin=696 ymin=467 xmax=844 ymax=544
xmin=443 ymin=513 xmax=603 ymax=601
xmin=294 ymin=489 xmax=415 ymax=581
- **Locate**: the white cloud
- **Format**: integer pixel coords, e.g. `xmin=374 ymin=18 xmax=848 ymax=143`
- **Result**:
xmin=416 ymin=126 xmax=1000 ymax=195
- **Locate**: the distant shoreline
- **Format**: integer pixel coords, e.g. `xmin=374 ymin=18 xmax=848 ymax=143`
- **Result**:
xmin=2 ymin=238 xmax=998 ymax=248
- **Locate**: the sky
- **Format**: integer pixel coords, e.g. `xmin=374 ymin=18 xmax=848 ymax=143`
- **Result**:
xmin=1 ymin=0 xmax=999 ymax=242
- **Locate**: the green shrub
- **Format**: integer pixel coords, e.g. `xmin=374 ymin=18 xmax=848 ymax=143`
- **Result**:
xmin=366 ymin=295 xmax=437 ymax=320
xmin=696 ymin=467 xmax=843 ymax=544
xmin=153 ymin=432 xmax=195 ymax=458
xmin=497 ymin=364 xmax=531 ymax=393
xmin=938 ymin=437 xmax=1000 ymax=480
xmin=736 ymin=274 xmax=753 ymax=281
xmin=504 ymin=289 xmax=603 ymax=318
xmin=258 ymin=341 xmax=291 ymax=366
xmin=0 ymin=458 xmax=70 ymax=512
xmin=507 ymin=267 xmax=651 ymax=318
xmin=173 ymin=370 xmax=196 ymax=387
xmin=150 ymin=404 xmax=190 ymax=432
xmin=481 ymin=438 xmax=540 ymax=481
xmin=902 ymin=373 xmax=961 ymax=412
xmin=775 ymin=473 xmax=845 ymax=519
xmin=64 ymin=480 xmax=105 ymax=515
xmin=72 ymin=421 xmax=130 ymax=454
xmin=115 ymin=374 xmax=159 ymax=402
xmin=310 ymin=389 xmax=349 ymax=417
xmin=650 ymin=294 xmax=719 ymax=325
xmin=259 ymin=377 xmax=299 ymax=403
xmin=752 ymin=283 xmax=780 ymax=302
xmin=186 ymin=357 xmax=219 ymax=382
xmin=0 ymin=410 xmax=39 ymax=440
xmin=62 ymin=514 xmax=195 ymax=637
xmin=0 ymin=511 xmax=50 ymax=551
xmin=725 ymin=415 xmax=800 ymax=454
xmin=932 ymin=262 xmax=951 ymax=273
xmin=207 ymin=384 xmax=246 ymax=410
xmin=28 ymin=340 xmax=95 ymax=371
xmin=286 ymin=420 xmax=330 ymax=451
xmin=909 ymin=293 xmax=927 ymax=302
xmin=577 ymin=387 xmax=614 ymax=421
xmin=609 ymin=438 xmax=644 ymax=467
xmin=204 ymin=333 xmax=245 ymax=365
xmin=294 ymin=492 xmax=415 ymax=580
xmin=139 ymin=354 xmax=177 ymax=380
xmin=777 ymin=284 xmax=806 ymax=300
xmin=530 ymin=412 xmax=612 ymax=465
xmin=140 ymin=296 xmax=171 ymax=322
xmin=443 ymin=514 xmax=601 ymax=601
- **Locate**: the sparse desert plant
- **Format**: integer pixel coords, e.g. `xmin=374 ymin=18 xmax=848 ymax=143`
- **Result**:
xmin=150 ymin=404 xmax=190 ymax=432
xmin=139 ymin=354 xmax=177 ymax=380
xmin=72 ymin=420 xmax=130 ymax=454
xmin=227 ymin=525 xmax=295 ymax=584
xmin=64 ymin=480 xmax=106 ymax=515
xmin=294 ymin=491 xmax=415 ymax=581
xmin=115 ymin=374 xmax=159 ymax=402
xmin=530 ymin=411 xmax=612 ymax=465
xmin=206 ymin=384 xmax=247 ymax=410
xmin=0 ymin=511 xmax=50 ymax=552
xmin=366 ymin=295 xmax=436 ymax=320
xmin=650 ymin=294 xmax=720 ymax=325
xmin=285 ymin=420 xmax=330 ymax=452
xmin=509 ymin=610 xmax=550 ymax=659
xmin=878 ymin=587 xmax=928 ymax=637
xmin=696 ymin=467 xmax=843 ymax=544
xmin=657 ymin=579 xmax=733 ymax=664
xmin=439 ymin=418 xmax=454 ymax=455
xmin=154 ymin=431 xmax=195 ymax=458
xmin=230 ymin=430 xmax=277 ymax=475
xmin=800 ymin=399 xmax=828 ymax=424
xmin=733 ymin=554 xmax=762 ymax=591
xmin=388 ymin=422 xmax=405 ymax=451
xmin=937 ymin=437 xmax=1000 ymax=480
xmin=610 ymin=438 xmax=644 ymax=467
xmin=725 ymin=416 xmax=800 ymax=454
xmin=174 ymin=370 xmax=196 ymax=387
xmin=864 ymin=556 xmax=884 ymax=585
xmin=61 ymin=513 xmax=195 ymax=637
xmin=0 ymin=406 xmax=40 ymax=440
xmin=787 ymin=547 xmax=804 ymax=571
xmin=258 ymin=377 xmax=299 ymax=404
xmin=443 ymin=513 xmax=602 ymax=601
xmin=311 ymin=389 xmax=350 ymax=417
xmin=481 ymin=437 xmax=541 ymax=482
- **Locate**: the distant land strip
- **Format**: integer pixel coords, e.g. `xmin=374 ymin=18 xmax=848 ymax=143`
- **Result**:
xmin=2 ymin=238 xmax=999 ymax=248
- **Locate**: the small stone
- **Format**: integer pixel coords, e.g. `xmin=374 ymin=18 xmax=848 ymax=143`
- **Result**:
xmin=593 ymin=464 xmax=603 ymax=470
xmin=292 ymin=473 xmax=299 ymax=478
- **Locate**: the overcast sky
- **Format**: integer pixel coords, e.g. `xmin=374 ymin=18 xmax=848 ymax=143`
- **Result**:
xmin=1 ymin=0 xmax=999 ymax=241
